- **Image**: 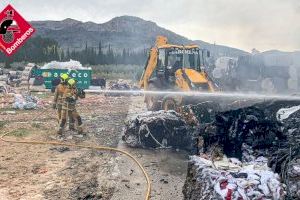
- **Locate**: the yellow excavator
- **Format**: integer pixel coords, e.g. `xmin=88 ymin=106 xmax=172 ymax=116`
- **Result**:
xmin=139 ymin=36 xmax=217 ymax=111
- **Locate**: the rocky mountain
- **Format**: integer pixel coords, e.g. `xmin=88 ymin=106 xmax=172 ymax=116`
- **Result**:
xmin=31 ymin=16 xmax=249 ymax=57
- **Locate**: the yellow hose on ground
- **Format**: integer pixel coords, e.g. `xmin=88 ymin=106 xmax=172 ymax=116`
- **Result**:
xmin=0 ymin=132 xmax=151 ymax=200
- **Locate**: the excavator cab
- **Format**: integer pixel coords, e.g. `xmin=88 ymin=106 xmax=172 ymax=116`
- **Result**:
xmin=157 ymin=47 xmax=206 ymax=85
xmin=140 ymin=36 xmax=216 ymax=111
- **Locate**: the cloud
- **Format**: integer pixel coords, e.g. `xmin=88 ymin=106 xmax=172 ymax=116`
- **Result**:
xmin=0 ymin=0 xmax=299 ymax=51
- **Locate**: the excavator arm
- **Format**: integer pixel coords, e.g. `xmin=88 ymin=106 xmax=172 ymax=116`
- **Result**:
xmin=139 ymin=36 xmax=168 ymax=90
xmin=139 ymin=47 xmax=158 ymax=89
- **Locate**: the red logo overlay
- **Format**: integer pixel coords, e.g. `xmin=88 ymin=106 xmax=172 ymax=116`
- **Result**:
xmin=0 ymin=4 xmax=35 ymax=56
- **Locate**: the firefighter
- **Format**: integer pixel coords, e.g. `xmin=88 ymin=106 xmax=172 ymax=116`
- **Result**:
xmin=53 ymin=73 xmax=69 ymax=123
xmin=57 ymin=78 xmax=85 ymax=134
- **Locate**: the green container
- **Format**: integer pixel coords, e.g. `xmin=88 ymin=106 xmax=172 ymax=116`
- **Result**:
xmin=34 ymin=68 xmax=92 ymax=89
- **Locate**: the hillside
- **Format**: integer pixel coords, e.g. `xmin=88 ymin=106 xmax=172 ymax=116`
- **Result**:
xmin=31 ymin=16 xmax=249 ymax=57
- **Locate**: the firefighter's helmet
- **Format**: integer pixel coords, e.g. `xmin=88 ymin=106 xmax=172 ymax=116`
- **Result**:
xmin=67 ymin=78 xmax=76 ymax=86
xmin=60 ymin=73 xmax=69 ymax=83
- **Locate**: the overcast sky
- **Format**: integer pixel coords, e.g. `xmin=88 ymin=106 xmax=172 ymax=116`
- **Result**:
xmin=1 ymin=0 xmax=299 ymax=52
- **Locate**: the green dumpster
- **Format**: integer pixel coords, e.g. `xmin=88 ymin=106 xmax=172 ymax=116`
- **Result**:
xmin=33 ymin=68 xmax=92 ymax=89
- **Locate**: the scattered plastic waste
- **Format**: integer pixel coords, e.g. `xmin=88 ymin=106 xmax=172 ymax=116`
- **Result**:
xmin=183 ymin=155 xmax=285 ymax=200
xmin=41 ymin=59 xmax=91 ymax=70
xmin=277 ymin=105 xmax=300 ymax=121
xmin=13 ymin=93 xmax=38 ymax=110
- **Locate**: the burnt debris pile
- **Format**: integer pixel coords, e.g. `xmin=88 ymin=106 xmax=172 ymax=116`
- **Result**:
xmin=269 ymin=144 xmax=300 ymax=199
xmin=201 ymin=104 xmax=284 ymax=159
xmin=121 ymin=99 xmax=300 ymax=199
xmin=181 ymin=101 xmax=220 ymax=125
xmin=184 ymin=100 xmax=300 ymax=200
xmin=122 ymin=110 xmax=193 ymax=150
xmin=183 ymin=155 xmax=286 ymax=200
xmin=105 ymin=79 xmax=140 ymax=96
xmin=197 ymin=100 xmax=300 ymax=159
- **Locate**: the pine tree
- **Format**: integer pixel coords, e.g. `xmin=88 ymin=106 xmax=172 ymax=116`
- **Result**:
xmin=66 ymin=48 xmax=70 ymax=60
xmin=122 ymin=48 xmax=126 ymax=64
xmin=60 ymin=50 xmax=65 ymax=61
xmin=71 ymin=49 xmax=76 ymax=59
xmin=98 ymin=41 xmax=103 ymax=64
xmin=54 ymin=45 xmax=59 ymax=61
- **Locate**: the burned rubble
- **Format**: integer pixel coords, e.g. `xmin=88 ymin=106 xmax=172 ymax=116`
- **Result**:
xmin=183 ymin=100 xmax=300 ymax=200
xmin=121 ymin=99 xmax=300 ymax=199
xmin=122 ymin=110 xmax=194 ymax=150
xmin=122 ymin=100 xmax=300 ymax=199
xmin=200 ymin=104 xmax=284 ymax=159
xmin=181 ymin=101 xmax=220 ymax=125
xmin=105 ymin=79 xmax=140 ymax=96
xmin=183 ymin=155 xmax=285 ymax=200
xmin=269 ymin=144 xmax=300 ymax=199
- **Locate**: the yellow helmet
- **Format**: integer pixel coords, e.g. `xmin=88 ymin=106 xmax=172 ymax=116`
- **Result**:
xmin=60 ymin=73 xmax=69 ymax=81
xmin=68 ymin=78 xmax=76 ymax=86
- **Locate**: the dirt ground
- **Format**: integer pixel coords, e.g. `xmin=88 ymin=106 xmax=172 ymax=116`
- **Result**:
xmin=0 ymin=93 xmax=188 ymax=200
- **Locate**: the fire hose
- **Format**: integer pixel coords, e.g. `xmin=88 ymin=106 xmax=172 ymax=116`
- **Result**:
xmin=0 ymin=132 xmax=151 ymax=200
